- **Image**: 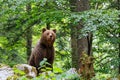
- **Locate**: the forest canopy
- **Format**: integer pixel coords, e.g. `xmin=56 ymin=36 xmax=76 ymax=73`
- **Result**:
xmin=0 ymin=0 xmax=120 ymax=80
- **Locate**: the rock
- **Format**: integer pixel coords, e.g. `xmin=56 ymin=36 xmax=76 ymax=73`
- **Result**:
xmin=66 ymin=68 xmax=78 ymax=74
xmin=7 ymin=75 xmax=18 ymax=80
xmin=0 ymin=64 xmax=14 ymax=80
xmin=63 ymin=68 xmax=80 ymax=80
xmin=0 ymin=63 xmax=37 ymax=80
xmin=14 ymin=64 xmax=37 ymax=78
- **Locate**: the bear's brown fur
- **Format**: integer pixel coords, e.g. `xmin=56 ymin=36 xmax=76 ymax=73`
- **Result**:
xmin=28 ymin=28 xmax=56 ymax=73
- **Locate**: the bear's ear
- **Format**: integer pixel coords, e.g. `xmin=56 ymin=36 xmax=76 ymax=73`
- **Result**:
xmin=53 ymin=29 xmax=56 ymax=33
xmin=42 ymin=28 xmax=46 ymax=33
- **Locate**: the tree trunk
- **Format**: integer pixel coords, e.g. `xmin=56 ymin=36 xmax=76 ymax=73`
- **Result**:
xmin=46 ymin=22 xmax=50 ymax=30
xmin=26 ymin=3 xmax=32 ymax=61
xmin=70 ymin=0 xmax=90 ymax=69
xmin=70 ymin=1 xmax=95 ymax=79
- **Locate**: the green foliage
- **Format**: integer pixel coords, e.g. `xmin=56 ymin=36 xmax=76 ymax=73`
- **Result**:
xmin=18 ymin=76 xmax=28 ymax=80
xmin=0 ymin=0 xmax=120 ymax=79
xmin=68 ymin=8 xmax=120 ymax=75
xmin=32 ymin=70 xmax=80 ymax=80
xmin=91 ymin=72 xmax=120 ymax=80
xmin=39 ymin=58 xmax=52 ymax=72
xmin=13 ymin=68 xmax=25 ymax=76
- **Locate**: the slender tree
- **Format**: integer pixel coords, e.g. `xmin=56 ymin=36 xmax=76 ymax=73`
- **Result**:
xmin=26 ymin=3 xmax=32 ymax=61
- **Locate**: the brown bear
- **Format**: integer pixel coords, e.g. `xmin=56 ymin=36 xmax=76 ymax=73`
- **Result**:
xmin=28 ymin=28 xmax=56 ymax=74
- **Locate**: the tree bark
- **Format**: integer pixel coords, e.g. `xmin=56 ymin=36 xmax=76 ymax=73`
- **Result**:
xmin=46 ymin=22 xmax=50 ymax=30
xmin=69 ymin=0 xmax=78 ymax=69
xmin=70 ymin=0 xmax=90 ymax=69
xmin=26 ymin=3 xmax=32 ymax=61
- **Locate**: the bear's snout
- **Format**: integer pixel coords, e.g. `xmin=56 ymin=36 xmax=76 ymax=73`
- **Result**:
xmin=49 ymin=33 xmax=52 ymax=38
xmin=48 ymin=33 xmax=54 ymax=40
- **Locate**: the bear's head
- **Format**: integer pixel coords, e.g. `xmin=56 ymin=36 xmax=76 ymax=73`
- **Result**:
xmin=41 ymin=28 xmax=56 ymax=47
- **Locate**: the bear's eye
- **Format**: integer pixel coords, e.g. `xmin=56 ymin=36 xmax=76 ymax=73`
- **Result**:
xmin=47 ymin=33 xmax=49 ymax=35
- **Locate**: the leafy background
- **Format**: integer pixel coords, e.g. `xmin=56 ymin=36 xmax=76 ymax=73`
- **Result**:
xmin=0 ymin=0 xmax=120 ymax=79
